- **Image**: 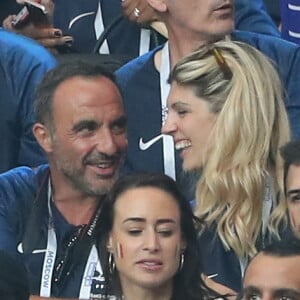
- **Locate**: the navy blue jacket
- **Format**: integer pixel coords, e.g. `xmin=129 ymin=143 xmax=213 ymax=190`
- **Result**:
xmin=0 ymin=165 xmax=106 ymax=298
xmin=0 ymin=29 xmax=56 ymax=173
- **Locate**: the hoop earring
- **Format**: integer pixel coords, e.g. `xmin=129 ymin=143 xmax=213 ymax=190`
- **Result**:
xmin=108 ymin=252 xmax=116 ymax=274
xmin=178 ymin=253 xmax=184 ymax=272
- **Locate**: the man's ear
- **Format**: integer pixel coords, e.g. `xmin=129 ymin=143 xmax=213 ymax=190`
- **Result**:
xmin=32 ymin=122 xmax=53 ymax=153
xmin=147 ymin=0 xmax=167 ymax=13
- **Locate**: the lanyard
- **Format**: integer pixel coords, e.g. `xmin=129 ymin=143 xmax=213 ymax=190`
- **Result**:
xmin=40 ymin=183 xmax=57 ymax=297
xmin=40 ymin=182 xmax=101 ymax=299
xmin=95 ymin=1 xmax=151 ymax=56
xmin=159 ymin=42 xmax=176 ymax=179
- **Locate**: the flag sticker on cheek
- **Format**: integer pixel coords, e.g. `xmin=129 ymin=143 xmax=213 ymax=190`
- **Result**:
xmin=117 ymin=242 xmax=124 ymax=259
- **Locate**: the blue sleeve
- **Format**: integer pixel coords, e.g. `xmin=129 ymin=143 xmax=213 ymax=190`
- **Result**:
xmin=235 ymin=0 xmax=280 ymax=37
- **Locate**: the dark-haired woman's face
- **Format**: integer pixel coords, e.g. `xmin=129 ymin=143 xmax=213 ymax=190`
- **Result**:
xmin=107 ymin=186 xmax=186 ymax=290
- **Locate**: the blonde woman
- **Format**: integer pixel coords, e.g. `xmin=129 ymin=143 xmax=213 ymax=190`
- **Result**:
xmin=162 ymin=40 xmax=291 ymax=292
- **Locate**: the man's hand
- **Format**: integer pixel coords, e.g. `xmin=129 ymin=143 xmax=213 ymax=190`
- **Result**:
xmin=121 ymin=0 xmax=158 ymax=25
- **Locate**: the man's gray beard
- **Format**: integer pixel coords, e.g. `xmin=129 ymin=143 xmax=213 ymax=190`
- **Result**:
xmin=62 ymin=168 xmax=116 ymax=197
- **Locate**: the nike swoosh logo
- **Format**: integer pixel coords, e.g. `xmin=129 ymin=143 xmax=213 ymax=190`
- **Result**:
xmin=139 ymin=134 xmax=164 ymax=150
xmin=17 ymin=242 xmax=47 ymax=254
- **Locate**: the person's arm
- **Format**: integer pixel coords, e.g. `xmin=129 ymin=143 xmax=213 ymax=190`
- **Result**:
xmin=121 ymin=0 xmax=158 ymax=25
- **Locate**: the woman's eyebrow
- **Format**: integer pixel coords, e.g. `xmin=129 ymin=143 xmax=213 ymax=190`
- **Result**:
xmin=122 ymin=217 xmax=145 ymax=224
xmin=156 ymin=219 xmax=176 ymax=225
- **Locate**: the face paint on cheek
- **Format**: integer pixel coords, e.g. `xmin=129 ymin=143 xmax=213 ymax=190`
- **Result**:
xmin=117 ymin=242 xmax=124 ymax=259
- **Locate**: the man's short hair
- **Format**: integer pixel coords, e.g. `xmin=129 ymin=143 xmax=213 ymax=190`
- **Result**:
xmin=242 ymin=237 xmax=300 ymax=279
xmin=261 ymin=237 xmax=300 ymax=257
xmin=239 ymin=238 xmax=300 ymax=300
xmin=280 ymin=140 xmax=300 ymax=194
xmin=34 ymin=61 xmax=119 ymax=132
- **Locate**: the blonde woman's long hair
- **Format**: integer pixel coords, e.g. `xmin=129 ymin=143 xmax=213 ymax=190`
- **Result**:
xmin=169 ymin=41 xmax=290 ymax=258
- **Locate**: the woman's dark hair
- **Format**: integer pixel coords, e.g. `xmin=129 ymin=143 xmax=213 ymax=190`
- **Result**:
xmin=97 ymin=172 xmax=222 ymax=300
